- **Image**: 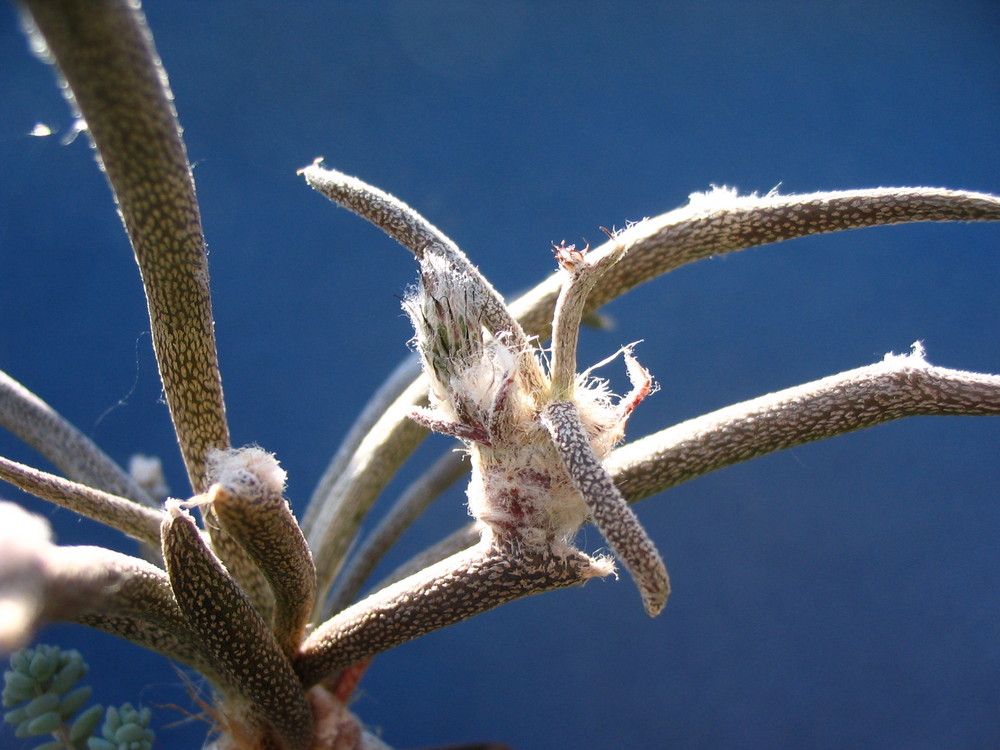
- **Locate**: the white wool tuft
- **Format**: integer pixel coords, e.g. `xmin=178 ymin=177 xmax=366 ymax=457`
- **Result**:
xmin=206 ymin=446 xmax=287 ymax=494
xmin=685 ymin=184 xmax=744 ymax=211
xmin=882 ymin=340 xmax=928 ymax=365
xmin=164 ymin=497 xmax=187 ymax=518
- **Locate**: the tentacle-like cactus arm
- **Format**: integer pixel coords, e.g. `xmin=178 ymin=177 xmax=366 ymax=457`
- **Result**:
xmin=329 ymin=450 xmax=469 ymax=612
xmin=303 ymin=356 xmax=421 ymax=535
xmin=43 ymin=546 xmax=181 ymax=626
xmin=300 ymin=162 xmax=460 ymax=258
xmin=510 ymin=187 xmax=1000 ymax=339
xmin=607 ymin=345 xmax=1000 ymax=504
xmin=0 ymin=455 xmax=162 ymax=546
xmin=75 ymin=613 xmax=228 ymax=689
xmin=295 ymin=535 xmax=611 ymax=688
xmin=161 ymin=504 xmax=315 ymax=750
xmin=0 ymin=369 xmax=155 ymax=507
xmin=0 ymin=501 xmax=193 ymax=656
xmin=301 ymin=163 xmax=535 ymax=355
xmin=388 ymin=347 xmax=1000 ymax=580
xmin=211 ymin=483 xmax=315 ymax=658
xmin=548 ymin=239 xmax=628 ymax=400
xmin=307 ymin=377 xmax=431 ymax=618
xmin=202 ymin=449 xmax=316 ymax=660
xmin=19 ymin=0 xmax=230 ymax=492
xmin=541 ymin=402 xmax=669 ymax=616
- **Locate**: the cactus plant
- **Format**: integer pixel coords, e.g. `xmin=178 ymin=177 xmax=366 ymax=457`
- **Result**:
xmin=1 ymin=1 xmax=1000 ymax=744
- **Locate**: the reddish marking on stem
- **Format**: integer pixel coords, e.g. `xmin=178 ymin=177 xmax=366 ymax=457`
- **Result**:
xmin=617 ymin=353 xmax=654 ymax=423
xmin=330 ymin=660 xmax=372 ymax=703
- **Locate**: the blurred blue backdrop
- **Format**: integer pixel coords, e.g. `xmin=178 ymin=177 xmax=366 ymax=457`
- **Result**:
xmin=1 ymin=2 xmax=998 ymax=748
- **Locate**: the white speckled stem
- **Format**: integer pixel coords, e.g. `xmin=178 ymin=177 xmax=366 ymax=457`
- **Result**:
xmin=210 ymin=481 xmax=317 ymax=660
xmin=162 ymin=509 xmax=314 ymax=750
xmin=607 ymin=351 xmax=1000 ymax=504
xmin=0 ymin=455 xmax=162 ymax=547
xmin=541 ymin=402 xmax=669 ymax=616
xmin=296 ymin=535 xmax=608 ymax=688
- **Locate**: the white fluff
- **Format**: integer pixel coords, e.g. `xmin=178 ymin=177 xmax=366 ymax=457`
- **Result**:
xmin=206 ymin=446 xmax=287 ymax=495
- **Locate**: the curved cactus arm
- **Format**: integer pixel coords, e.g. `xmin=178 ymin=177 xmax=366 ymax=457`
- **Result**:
xmin=301 ymin=163 xmax=534 ymax=351
xmin=75 ymin=613 xmax=228 ymax=689
xmin=329 ymin=449 xmax=469 ymax=612
xmin=383 ymin=346 xmax=1000 ymax=583
xmin=161 ymin=504 xmax=314 ymax=750
xmin=295 ymin=534 xmax=612 ymax=688
xmin=548 ymin=238 xmax=628 ymax=400
xmin=0 ymin=455 xmax=162 ymax=546
xmin=200 ymin=448 xmax=316 ymax=661
xmin=211 ymin=483 xmax=314 ymax=659
xmin=303 ymin=355 xmax=421 ymax=535
xmin=18 ymin=0 xmax=230 ymax=493
xmin=0 ymin=369 xmax=156 ymax=508
xmin=509 ymin=186 xmax=1000 ymax=339
xmin=541 ymin=401 xmax=669 ymax=616
xmin=308 ymin=377 xmax=431 ymax=618
xmin=606 ymin=344 xmax=1000 ymax=504
xmin=45 ymin=546 xmax=181 ymax=627
xmin=0 ymin=501 xmax=190 ymax=656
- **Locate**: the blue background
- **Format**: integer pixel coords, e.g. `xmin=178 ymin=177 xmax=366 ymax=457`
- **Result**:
xmin=1 ymin=2 xmax=998 ymax=748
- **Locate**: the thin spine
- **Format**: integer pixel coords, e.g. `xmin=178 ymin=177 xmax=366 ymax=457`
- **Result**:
xmin=605 ymin=347 xmax=1000 ymax=504
xmin=541 ymin=401 xmax=669 ymax=616
xmin=0 ymin=369 xmax=156 ymax=508
xmin=295 ymin=535 xmax=609 ymax=688
xmin=208 ymin=482 xmax=317 ymax=660
xmin=161 ymin=506 xmax=314 ymax=750
xmin=0 ymin=455 xmax=162 ymax=547
xmin=329 ymin=450 xmax=469 ymax=611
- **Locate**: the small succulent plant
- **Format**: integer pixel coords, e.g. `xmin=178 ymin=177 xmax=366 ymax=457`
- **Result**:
xmin=1 ymin=1 xmax=998 ymax=749
xmin=3 ymin=644 xmax=154 ymax=750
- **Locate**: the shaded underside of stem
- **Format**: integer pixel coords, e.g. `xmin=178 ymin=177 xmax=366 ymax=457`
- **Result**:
xmin=162 ymin=509 xmax=314 ymax=750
